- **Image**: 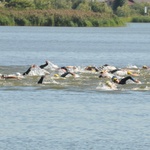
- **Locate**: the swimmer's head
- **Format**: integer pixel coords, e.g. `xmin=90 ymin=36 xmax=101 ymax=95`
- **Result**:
xmin=113 ymin=78 xmax=117 ymax=82
xmin=73 ymin=66 xmax=77 ymax=69
xmin=142 ymin=65 xmax=148 ymax=69
xmin=106 ymin=81 xmax=112 ymax=88
xmin=85 ymin=66 xmax=92 ymax=70
xmin=127 ymin=71 xmax=132 ymax=75
xmin=54 ymin=74 xmax=59 ymax=77
xmin=100 ymin=70 xmax=106 ymax=74
xmin=112 ymin=76 xmax=118 ymax=83
xmin=31 ymin=64 xmax=36 ymax=68
xmin=16 ymin=72 xmax=21 ymax=76
xmin=106 ymin=81 xmax=110 ymax=84
xmin=103 ymin=64 xmax=109 ymax=66
xmin=1 ymin=75 xmax=5 ymax=78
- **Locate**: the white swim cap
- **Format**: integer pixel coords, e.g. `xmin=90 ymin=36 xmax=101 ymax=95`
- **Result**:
xmin=16 ymin=72 xmax=21 ymax=76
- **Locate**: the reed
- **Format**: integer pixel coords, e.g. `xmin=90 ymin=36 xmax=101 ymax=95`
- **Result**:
xmin=132 ymin=16 xmax=150 ymax=23
xmin=0 ymin=9 xmax=126 ymax=27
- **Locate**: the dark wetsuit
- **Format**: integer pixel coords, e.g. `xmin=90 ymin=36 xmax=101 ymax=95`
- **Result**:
xmin=109 ymin=69 xmax=120 ymax=74
xmin=60 ymin=67 xmax=74 ymax=77
xmin=38 ymin=70 xmax=74 ymax=84
xmin=86 ymin=66 xmax=99 ymax=72
xmin=61 ymin=67 xmax=68 ymax=72
xmin=38 ymin=76 xmax=45 ymax=84
xmin=39 ymin=62 xmax=48 ymax=69
xmin=22 ymin=67 xmax=32 ymax=75
xmin=99 ymin=75 xmax=102 ymax=78
xmin=118 ymin=76 xmax=136 ymax=85
xmin=92 ymin=67 xmax=99 ymax=72
xmin=61 ymin=72 xmax=74 ymax=77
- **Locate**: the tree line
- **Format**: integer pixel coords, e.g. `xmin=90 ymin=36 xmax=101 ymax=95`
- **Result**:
xmin=0 ymin=0 xmax=150 ymax=26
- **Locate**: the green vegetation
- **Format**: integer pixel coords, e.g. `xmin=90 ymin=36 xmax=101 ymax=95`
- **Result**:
xmin=0 ymin=0 xmax=150 ymax=27
xmin=0 ymin=9 xmax=125 ymax=26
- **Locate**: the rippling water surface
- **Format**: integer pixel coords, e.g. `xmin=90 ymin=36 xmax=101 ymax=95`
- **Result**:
xmin=0 ymin=23 xmax=150 ymax=150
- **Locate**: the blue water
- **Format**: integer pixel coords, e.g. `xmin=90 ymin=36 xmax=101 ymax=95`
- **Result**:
xmin=0 ymin=23 xmax=150 ymax=67
xmin=0 ymin=23 xmax=150 ymax=150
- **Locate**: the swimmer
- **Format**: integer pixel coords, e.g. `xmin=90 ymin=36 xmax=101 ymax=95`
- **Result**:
xmin=85 ymin=66 xmax=99 ymax=72
xmin=109 ymin=69 xmax=139 ymax=77
xmin=60 ymin=71 xmax=76 ymax=77
xmin=112 ymin=76 xmax=140 ymax=85
xmin=56 ymin=66 xmax=79 ymax=77
xmin=37 ymin=71 xmax=76 ymax=84
xmin=99 ymin=70 xmax=114 ymax=78
xmin=66 ymin=66 xmax=77 ymax=70
xmin=142 ymin=65 xmax=150 ymax=69
xmin=22 ymin=61 xmax=50 ymax=76
xmin=104 ymin=80 xmax=117 ymax=90
xmin=65 ymin=66 xmax=79 ymax=72
xmin=60 ymin=66 xmax=69 ymax=72
xmin=99 ymin=64 xmax=117 ymax=72
xmin=22 ymin=64 xmax=36 ymax=75
xmin=0 ymin=74 xmax=21 ymax=80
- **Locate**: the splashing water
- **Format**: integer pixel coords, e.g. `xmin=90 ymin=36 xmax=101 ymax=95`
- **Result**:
xmin=1 ymin=62 xmax=150 ymax=92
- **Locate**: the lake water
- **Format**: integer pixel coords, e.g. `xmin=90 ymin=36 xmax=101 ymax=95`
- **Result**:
xmin=0 ymin=23 xmax=150 ymax=150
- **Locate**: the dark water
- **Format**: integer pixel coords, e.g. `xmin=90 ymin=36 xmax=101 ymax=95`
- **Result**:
xmin=0 ymin=23 xmax=150 ymax=150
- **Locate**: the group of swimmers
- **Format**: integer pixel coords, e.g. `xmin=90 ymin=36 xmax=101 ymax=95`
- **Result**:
xmin=0 ymin=61 xmax=77 ymax=81
xmin=1 ymin=60 xmax=149 ymax=89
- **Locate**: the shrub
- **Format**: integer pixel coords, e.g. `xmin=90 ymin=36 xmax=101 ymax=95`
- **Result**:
xmin=132 ymin=16 xmax=150 ymax=23
xmin=0 ymin=15 xmax=13 ymax=25
xmin=5 ymin=0 xmax=34 ymax=9
xmin=14 ymin=17 xmax=30 ymax=25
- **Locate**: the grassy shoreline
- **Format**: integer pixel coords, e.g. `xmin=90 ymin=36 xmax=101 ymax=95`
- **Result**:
xmin=0 ymin=9 xmax=150 ymax=27
xmin=0 ymin=9 xmax=126 ymax=27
